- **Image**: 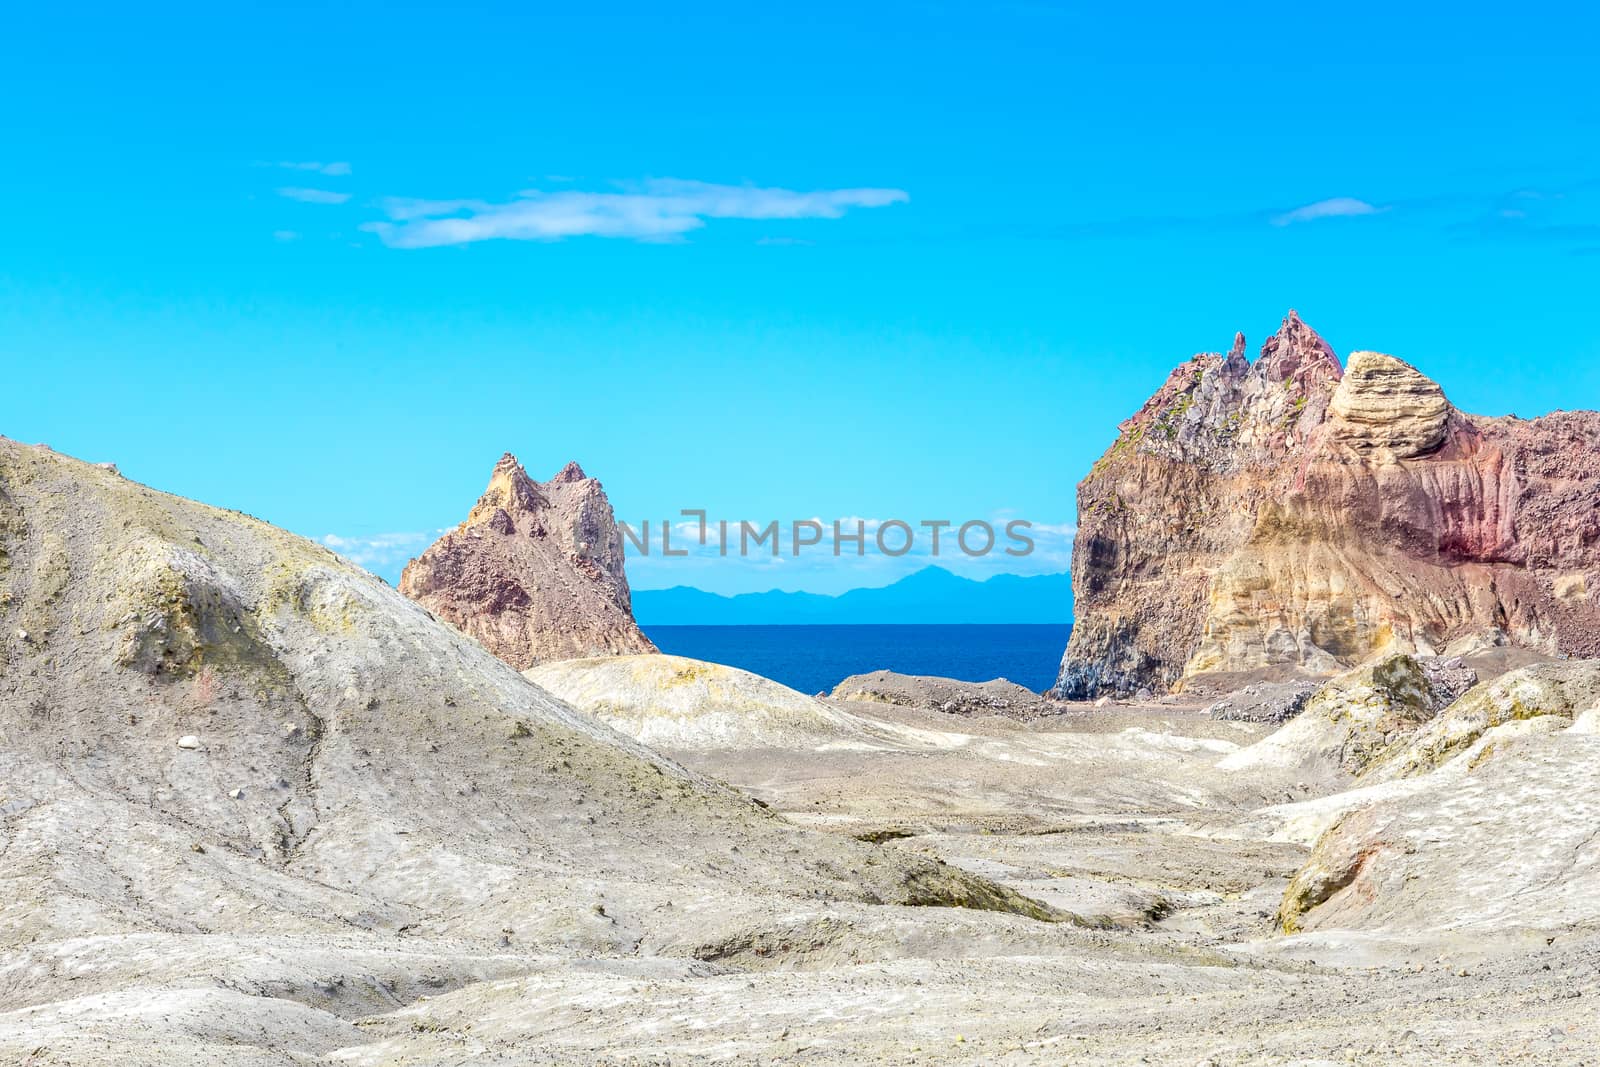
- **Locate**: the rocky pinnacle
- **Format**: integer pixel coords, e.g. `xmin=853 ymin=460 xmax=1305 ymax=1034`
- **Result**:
xmin=400 ymin=453 xmax=657 ymax=669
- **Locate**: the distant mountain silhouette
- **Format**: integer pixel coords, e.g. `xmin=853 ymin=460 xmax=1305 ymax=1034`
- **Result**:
xmin=633 ymin=567 xmax=1072 ymax=625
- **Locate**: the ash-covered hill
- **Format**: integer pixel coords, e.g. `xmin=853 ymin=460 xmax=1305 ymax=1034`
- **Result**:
xmin=0 ymin=438 xmax=1047 ymax=1064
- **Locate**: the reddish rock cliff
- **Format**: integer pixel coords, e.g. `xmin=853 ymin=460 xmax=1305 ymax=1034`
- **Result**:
xmin=1054 ymin=311 xmax=1600 ymax=698
xmin=400 ymin=454 xmax=656 ymax=669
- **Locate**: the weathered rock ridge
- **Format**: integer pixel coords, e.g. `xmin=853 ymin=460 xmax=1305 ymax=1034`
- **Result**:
xmin=400 ymin=453 xmax=656 ymax=669
xmin=1055 ymin=311 xmax=1600 ymax=698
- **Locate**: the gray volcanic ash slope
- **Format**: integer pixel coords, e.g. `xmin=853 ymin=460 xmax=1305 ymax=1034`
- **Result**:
xmin=0 ymin=438 xmax=1047 ymax=1065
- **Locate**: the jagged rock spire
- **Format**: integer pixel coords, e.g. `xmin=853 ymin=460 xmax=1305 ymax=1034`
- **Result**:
xmin=1252 ymin=309 xmax=1342 ymax=388
xmin=401 ymin=454 xmax=656 ymax=669
xmin=549 ymin=460 xmax=589 ymax=485
xmin=1221 ymin=331 xmax=1250 ymax=376
xmin=469 ymin=453 xmax=546 ymax=523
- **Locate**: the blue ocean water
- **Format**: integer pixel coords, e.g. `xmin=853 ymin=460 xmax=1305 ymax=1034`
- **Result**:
xmin=642 ymin=623 xmax=1071 ymax=696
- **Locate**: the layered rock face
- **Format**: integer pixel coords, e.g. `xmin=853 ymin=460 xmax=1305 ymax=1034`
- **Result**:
xmin=1056 ymin=311 xmax=1600 ymax=698
xmin=400 ymin=454 xmax=656 ymax=669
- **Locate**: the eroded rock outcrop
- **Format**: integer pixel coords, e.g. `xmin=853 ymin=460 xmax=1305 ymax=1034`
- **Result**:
xmin=1359 ymin=660 xmax=1600 ymax=782
xmin=400 ymin=454 xmax=656 ymax=669
xmin=1055 ymin=311 xmax=1600 ymax=698
xmin=1275 ymin=659 xmax=1600 ymax=934
xmin=1328 ymin=351 xmax=1451 ymax=460
xmin=1217 ymin=653 xmax=1438 ymax=783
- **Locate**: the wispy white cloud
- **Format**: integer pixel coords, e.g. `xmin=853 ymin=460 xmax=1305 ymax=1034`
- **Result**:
xmin=362 ymin=178 xmax=909 ymax=248
xmin=278 ymin=186 xmax=352 ymax=205
xmin=265 ymin=160 xmax=352 ymax=176
xmin=1272 ymin=197 xmax=1384 ymax=226
xmin=381 ymin=197 xmax=487 ymax=221
xmin=272 ymin=229 xmax=301 ymax=242
xmin=319 ymin=531 xmax=438 ymax=569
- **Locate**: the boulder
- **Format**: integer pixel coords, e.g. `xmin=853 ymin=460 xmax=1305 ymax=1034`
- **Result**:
xmin=1327 ymin=351 xmax=1450 ymax=461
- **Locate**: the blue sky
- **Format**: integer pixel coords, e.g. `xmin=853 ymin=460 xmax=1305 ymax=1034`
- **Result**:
xmin=3 ymin=2 xmax=1597 ymax=594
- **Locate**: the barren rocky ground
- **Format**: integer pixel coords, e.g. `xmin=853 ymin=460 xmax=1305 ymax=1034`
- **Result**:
xmin=4 ymin=439 xmax=1599 ymax=1065
xmin=514 ymin=655 xmax=1600 ymax=1065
